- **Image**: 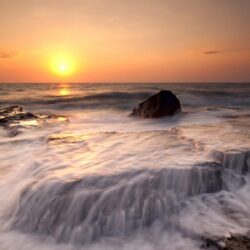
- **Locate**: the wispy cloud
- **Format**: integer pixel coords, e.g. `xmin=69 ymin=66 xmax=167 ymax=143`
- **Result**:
xmin=203 ymin=48 xmax=250 ymax=55
xmin=0 ymin=50 xmax=21 ymax=59
xmin=203 ymin=50 xmax=221 ymax=55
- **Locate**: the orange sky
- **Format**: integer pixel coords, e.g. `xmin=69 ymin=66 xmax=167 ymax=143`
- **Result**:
xmin=0 ymin=0 xmax=250 ymax=83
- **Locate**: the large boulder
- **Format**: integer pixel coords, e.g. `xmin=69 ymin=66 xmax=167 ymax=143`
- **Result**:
xmin=131 ymin=90 xmax=181 ymax=118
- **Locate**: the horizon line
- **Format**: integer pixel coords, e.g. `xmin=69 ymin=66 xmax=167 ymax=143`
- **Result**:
xmin=1 ymin=81 xmax=250 ymax=84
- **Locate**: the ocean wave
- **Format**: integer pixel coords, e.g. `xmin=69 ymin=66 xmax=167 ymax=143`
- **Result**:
xmin=1 ymin=83 xmax=250 ymax=112
xmin=0 ymin=91 xmax=153 ymax=111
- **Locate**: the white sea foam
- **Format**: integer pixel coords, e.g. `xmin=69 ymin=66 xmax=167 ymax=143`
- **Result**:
xmin=0 ymin=83 xmax=249 ymax=250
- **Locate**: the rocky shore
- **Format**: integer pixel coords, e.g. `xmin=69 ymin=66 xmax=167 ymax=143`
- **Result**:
xmin=0 ymin=105 xmax=68 ymax=136
xmin=224 ymin=236 xmax=250 ymax=250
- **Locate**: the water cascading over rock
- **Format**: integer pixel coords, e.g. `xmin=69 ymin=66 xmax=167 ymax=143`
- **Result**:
xmin=11 ymin=164 xmax=222 ymax=244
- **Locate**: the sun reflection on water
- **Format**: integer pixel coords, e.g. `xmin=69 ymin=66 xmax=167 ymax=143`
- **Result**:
xmin=59 ymin=85 xmax=71 ymax=96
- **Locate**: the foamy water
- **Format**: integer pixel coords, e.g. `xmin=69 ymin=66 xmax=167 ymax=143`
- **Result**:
xmin=0 ymin=83 xmax=250 ymax=250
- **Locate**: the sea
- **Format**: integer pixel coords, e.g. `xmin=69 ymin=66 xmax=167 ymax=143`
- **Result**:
xmin=0 ymin=83 xmax=250 ymax=250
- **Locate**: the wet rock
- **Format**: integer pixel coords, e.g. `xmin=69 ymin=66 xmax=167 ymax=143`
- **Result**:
xmin=0 ymin=106 xmax=68 ymax=137
xmin=0 ymin=112 xmax=37 ymax=124
xmin=215 ymin=150 xmax=250 ymax=175
xmin=224 ymin=236 xmax=250 ymax=250
xmin=38 ymin=114 xmax=69 ymax=124
xmin=0 ymin=106 xmax=36 ymax=125
xmin=12 ymin=165 xmax=222 ymax=243
xmin=0 ymin=105 xmax=23 ymax=116
xmin=201 ymin=237 xmax=224 ymax=249
xmin=131 ymin=90 xmax=181 ymax=118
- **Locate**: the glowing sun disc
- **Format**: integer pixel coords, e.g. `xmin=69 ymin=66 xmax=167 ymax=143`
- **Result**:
xmin=50 ymin=54 xmax=75 ymax=76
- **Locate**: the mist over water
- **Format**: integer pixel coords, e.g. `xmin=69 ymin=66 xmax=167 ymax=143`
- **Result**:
xmin=0 ymin=83 xmax=250 ymax=250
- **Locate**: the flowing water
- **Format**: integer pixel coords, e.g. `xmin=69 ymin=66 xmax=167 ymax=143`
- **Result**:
xmin=0 ymin=83 xmax=250 ymax=250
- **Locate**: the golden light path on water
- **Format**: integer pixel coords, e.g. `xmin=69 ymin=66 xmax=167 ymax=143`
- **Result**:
xmin=59 ymin=85 xmax=71 ymax=96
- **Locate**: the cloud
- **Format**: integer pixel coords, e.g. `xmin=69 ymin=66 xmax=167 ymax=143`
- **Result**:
xmin=0 ymin=50 xmax=21 ymax=59
xmin=203 ymin=50 xmax=221 ymax=55
xmin=203 ymin=48 xmax=250 ymax=55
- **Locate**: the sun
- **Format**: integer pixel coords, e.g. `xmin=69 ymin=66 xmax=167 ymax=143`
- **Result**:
xmin=50 ymin=54 xmax=75 ymax=76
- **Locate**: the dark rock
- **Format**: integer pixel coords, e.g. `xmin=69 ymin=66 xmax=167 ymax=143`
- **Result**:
xmin=131 ymin=90 xmax=181 ymax=118
xmin=0 ymin=105 xmax=23 ymax=117
xmin=224 ymin=236 xmax=250 ymax=250
xmin=0 ymin=106 xmax=68 ymax=137
xmin=0 ymin=112 xmax=37 ymax=124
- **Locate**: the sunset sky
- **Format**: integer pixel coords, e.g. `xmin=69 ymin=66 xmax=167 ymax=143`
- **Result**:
xmin=0 ymin=0 xmax=250 ymax=83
